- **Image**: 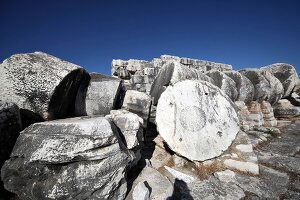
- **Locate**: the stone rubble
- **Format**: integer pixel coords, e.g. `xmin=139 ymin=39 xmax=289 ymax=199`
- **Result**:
xmin=247 ymin=101 xmax=265 ymax=127
xmin=112 ymin=55 xmax=232 ymax=94
xmin=1 ymin=52 xmax=300 ymax=199
xmin=121 ymin=90 xmax=152 ymax=127
xmin=274 ymin=99 xmax=300 ymax=119
xmin=261 ymin=100 xmax=278 ymax=127
xmin=1 ymin=116 xmax=134 ymax=200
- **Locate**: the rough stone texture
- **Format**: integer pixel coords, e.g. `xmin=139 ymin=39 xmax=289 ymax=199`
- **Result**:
xmin=214 ymin=170 xmax=236 ymax=183
xmin=224 ymin=71 xmax=254 ymax=104
xmin=132 ymin=181 xmax=150 ymax=200
xmin=247 ymin=101 xmax=264 ymax=127
xmin=156 ymin=80 xmax=239 ymax=161
xmin=223 ymin=159 xmax=259 ymax=175
xmin=1 ymin=116 xmax=133 ymax=200
xmin=235 ymin=101 xmax=252 ymax=131
xmin=261 ymin=63 xmax=299 ymax=98
xmin=294 ymin=80 xmax=300 ymax=96
xmin=75 ymin=73 xmax=123 ymax=116
xmin=0 ymin=101 xmax=22 ymax=199
xmin=175 ymin=176 xmax=245 ymax=200
xmin=286 ymin=92 xmax=300 ymax=106
xmin=274 ymin=99 xmax=300 ymax=119
xmin=261 ymin=101 xmax=277 ymax=127
xmin=128 ymin=167 xmax=173 ymax=200
xmin=150 ymin=61 xmax=214 ymax=105
xmin=239 ymin=68 xmax=284 ymax=105
xmin=206 ymin=70 xmax=238 ymax=101
xmin=112 ymin=55 xmax=232 ymax=95
xmin=0 ymin=52 xmax=90 ymax=122
xmin=110 ymin=109 xmax=144 ymax=150
xmin=221 ymin=131 xmax=259 ymax=175
xmin=122 ymin=90 xmax=152 ymax=127
xmin=261 ymin=70 xmax=285 ymax=105
xmin=164 ymin=166 xmax=195 ymax=183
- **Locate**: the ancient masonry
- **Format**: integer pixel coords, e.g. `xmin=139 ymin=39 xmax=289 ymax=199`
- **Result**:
xmin=111 ymin=55 xmax=232 ymax=94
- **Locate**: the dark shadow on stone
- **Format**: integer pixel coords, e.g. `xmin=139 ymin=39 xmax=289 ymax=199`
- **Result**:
xmin=167 ymin=179 xmax=193 ymax=200
xmin=163 ymin=141 xmax=175 ymax=156
xmin=114 ymin=81 xmax=126 ymax=110
xmin=0 ymin=110 xmax=23 ymax=199
xmin=285 ymin=96 xmax=300 ymax=106
xmin=125 ymin=122 xmax=157 ymax=197
xmin=20 ymin=109 xmax=44 ymax=129
xmin=48 ymin=69 xmax=90 ymax=120
xmin=143 ymin=181 xmax=152 ymax=196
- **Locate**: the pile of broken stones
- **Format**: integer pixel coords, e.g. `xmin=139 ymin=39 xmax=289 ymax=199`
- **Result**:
xmin=0 ymin=52 xmax=300 ymax=200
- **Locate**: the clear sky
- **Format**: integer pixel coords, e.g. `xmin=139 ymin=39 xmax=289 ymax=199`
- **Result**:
xmin=1 ymin=0 xmax=299 ymax=75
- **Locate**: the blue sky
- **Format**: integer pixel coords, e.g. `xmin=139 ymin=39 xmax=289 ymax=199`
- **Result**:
xmin=1 ymin=0 xmax=300 ymax=75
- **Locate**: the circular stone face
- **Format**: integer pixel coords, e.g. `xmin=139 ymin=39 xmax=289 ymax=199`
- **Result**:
xmin=180 ymin=106 xmax=206 ymax=132
xmin=156 ymin=80 xmax=240 ymax=161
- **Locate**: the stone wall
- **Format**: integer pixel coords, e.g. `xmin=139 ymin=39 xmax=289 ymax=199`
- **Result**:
xmin=111 ymin=55 xmax=232 ymax=94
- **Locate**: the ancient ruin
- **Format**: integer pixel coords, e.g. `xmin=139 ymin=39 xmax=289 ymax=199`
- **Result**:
xmin=0 ymin=52 xmax=299 ymax=199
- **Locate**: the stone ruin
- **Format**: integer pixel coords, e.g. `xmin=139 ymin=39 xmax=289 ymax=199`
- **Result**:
xmin=111 ymin=55 xmax=232 ymax=94
xmin=0 ymin=52 xmax=300 ymax=199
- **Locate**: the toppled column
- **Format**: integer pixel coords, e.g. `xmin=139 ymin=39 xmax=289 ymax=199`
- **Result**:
xmin=1 ymin=116 xmax=133 ymax=200
xmin=224 ymin=71 xmax=254 ymax=104
xmin=150 ymin=61 xmax=213 ymax=105
xmin=0 ymin=52 xmax=90 ymax=126
xmin=239 ymin=69 xmax=284 ymax=105
xmin=75 ymin=73 xmax=124 ymax=116
xmin=156 ymin=80 xmax=240 ymax=161
xmin=261 ymin=63 xmax=299 ymax=98
xmin=205 ymin=71 xmax=238 ymax=101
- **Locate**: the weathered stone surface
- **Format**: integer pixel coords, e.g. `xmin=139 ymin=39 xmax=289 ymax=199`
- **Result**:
xmin=0 ymin=101 xmax=22 ymax=199
xmin=129 ymin=167 xmax=173 ymax=200
xmin=156 ymin=80 xmax=239 ymax=161
xmin=214 ymin=170 xmax=236 ymax=183
xmin=175 ymin=176 xmax=245 ymax=200
xmin=239 ymin=68 xmax=284 ymax=105
xmin=261 ymin=63 xmax=299 ymax=97
xmin=110 ymin=109 xmax=144 ymax=150
xmin=224 ymin=71 xmax=254 ymax=104
xmin=294 ymin=80 xmax=300 ymax=96
xmin=223 ymin=159 xmax=259 ymax=175
xmin=132 ymin=181 xmax=150 ymax=200
xmin=247 ymin=101 xmax=264 ymax=127
xmin=286 ymin=92 xmax=300 ymax=106
xmin=220 ymin=131 xmax=259 ymax=175
xmin=122 ymin=90 xmax=152 ymax=126
xmin=235 ymin=101 xmax=252 ymax=131
xmin=261 ymin=101 xmax=277 ymax=127
xmin=75 ymin=73 xmax=123 ymax=116
xmin=0 ymin=52 xmax=90 ymax=122
xmin=261 ymin=70 xmax=284 ymax=105
xmin=150 ymin=61 xmax=213 ymax=105
xmin=1 ymin=116 xmax=133 ymax=200
xmin=206 ymin=70 xmax=238 ymax=101
xmin=274 ymin=99 xmax=300 ymax=118
xmin=164 ymin=166 xmax=195 ymax=183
